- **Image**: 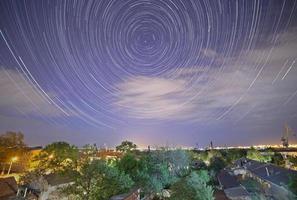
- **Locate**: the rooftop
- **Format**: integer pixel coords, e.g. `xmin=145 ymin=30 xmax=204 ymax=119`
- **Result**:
xmin=0 ymin=176 xmax=17 ymax=200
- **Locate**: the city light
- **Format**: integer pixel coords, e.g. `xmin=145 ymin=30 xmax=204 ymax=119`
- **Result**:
xmin=11 ymin=157 xmax=18 ymax=162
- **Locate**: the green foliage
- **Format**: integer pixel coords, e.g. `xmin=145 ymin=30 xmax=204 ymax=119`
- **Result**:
xmin=191 ymin=150 xmax=209 ymax=162
xmin=79 ymin=144 xmax=98 ymax=165
xmin=36 ymin=141 xmax=79 ymax=173
xmin=116 ymin=141 xmax=137 ymax=152
xmin=0 ymin=131 xmax=30 ymax=172
xmin=288 ymin=156 xmax=297 ymax=169
xmin=62 ymin=160 xmax=133 ymax=200
xmin=138 ymin=155 xmax=173 ymax=194
xmin=0 ymin=131 xmax=26 ymax=148
xmin=207 ymin=150 xmax=222 ymax=161
xmin=247 ymin=148 xmax=271 ymax=162
xmin=116 ymin=153 xmax=141 ymax=181
xmin=208 ymin=156 xmax=226 ymax=174
xmin=0 ymin=131 xmax=26 ymax=161
xmin=196 ymin=170 xmax=211 ymax=183
xmin=270 ymin=153 xmax=285 ymax=167
xmin=288 ymin=175 xmax=297 ymax=195
xmin=221 ymin=149 xmax=247 ymax=164
xmin=190 ymin=149 xmax=231 ymax=166
xmin=149 ymin=149 xmax=190 ymax=177
xmin=170 ymin=171 xmax=214 ymax=200
xmin=116 ymin=149 xmax=190 ymax=195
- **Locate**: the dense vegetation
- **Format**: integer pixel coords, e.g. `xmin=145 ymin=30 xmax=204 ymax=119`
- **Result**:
xmin=1 ymin=132 xmax=297 ymax=199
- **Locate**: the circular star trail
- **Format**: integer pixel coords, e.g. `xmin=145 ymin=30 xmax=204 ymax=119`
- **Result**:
xmin=0 ymin=0 xmax=297 ymax=129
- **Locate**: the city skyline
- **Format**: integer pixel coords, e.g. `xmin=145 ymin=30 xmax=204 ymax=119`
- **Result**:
xmin=1 ymin=0 xmax=297 ymax=147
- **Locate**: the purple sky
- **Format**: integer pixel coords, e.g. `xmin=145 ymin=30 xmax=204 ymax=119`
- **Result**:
xmin=1 ymin=0 xmax=297 ymax=148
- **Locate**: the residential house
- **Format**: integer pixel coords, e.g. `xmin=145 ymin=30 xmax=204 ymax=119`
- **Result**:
xmin=217 ymin=169 xmax=250 ymax=200
xmin=0 ymin=176 xmax=18 ymax=200
xmin=22 ymin=173 xmax=73 ymax=200
xmin=39 ymin=173 xmax=73 ymax=200
xmin=234 ymin=158 xmax=297 ymax=200
xmin=110 ymin=188 xmax=140 ymax=200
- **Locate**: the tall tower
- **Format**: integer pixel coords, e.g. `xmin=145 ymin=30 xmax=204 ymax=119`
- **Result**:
xmin=281 ymin=124 xmax=295 ymax=148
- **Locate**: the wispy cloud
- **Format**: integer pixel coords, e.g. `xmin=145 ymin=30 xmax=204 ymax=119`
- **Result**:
xmin=114 ymin=29 xmax=297 ymax=123
xmin=0 ymin=68 xmax=68 ymax=117
xmin=115 ymin=76 xmax=195 ymax=120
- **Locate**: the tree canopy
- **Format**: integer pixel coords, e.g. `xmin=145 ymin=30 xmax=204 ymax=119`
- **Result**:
xmin=63 ymin=159 xmax=133 ymax=200
xmin=115 ymin=140 xmax=137 ymax=152
xmin=35 ymin=141 xmax=79 ymax=173
xmin=0 ymin=131 xmax=30 ymax=172
xmin=288 ymin=175 xmax=297 ymax=196
xmin=170 ymin=171 xmax=214 ymax=200
xmin=247 ymin=147 xmax=271 ymax=162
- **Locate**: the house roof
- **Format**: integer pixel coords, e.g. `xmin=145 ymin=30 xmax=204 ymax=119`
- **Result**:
xmin=110 ymin=193 xmax=129 ymax=200
xmin=44 ymin=173 xmax=73 ymax=186
xmin=224 ymin=186 xmax=249 ymax=198
xmin=214 ymin=189 xmax=229 ymax=200
xmin=110 ymin=188 xmax=140 ymax=200
xmin=252 ymin=163 xmax=297 ymax=186
xmin=235 ymin=158 xmax=297 ymax=187
xmin=217 ymin=170 xmax=240 ymax=189
xmin=0 ymin=177 xmax=17 ymax=200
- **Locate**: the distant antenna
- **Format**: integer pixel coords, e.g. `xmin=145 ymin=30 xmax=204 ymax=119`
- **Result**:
xmin=103 ymin=143 xmax=107 ymax=151
xmin=210 ymin=141 xmax=213 ymax=149
xmin=281 ymin=123 xmax=296 ymax=148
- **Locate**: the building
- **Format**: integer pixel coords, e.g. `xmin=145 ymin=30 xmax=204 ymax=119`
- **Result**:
xmin=0 ymin=176 xmax=18 ymax=200
xmin=39 ymin=173 xmax=73 ymax=200
xmin=234 ymin=158 xmax=297 ymax=199
xmin=21 ymin=173 xmax=73 ymax=200
xmin=28 ymin=146 xmax=43 ymax=157
xmin=110 ymin=188 xmax=140 ymax=200
xmin=217 ymin=170 xmax=250 ymax=200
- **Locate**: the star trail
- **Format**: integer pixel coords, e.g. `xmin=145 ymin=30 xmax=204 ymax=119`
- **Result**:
xmin=0 ymin=0 xmax=297 ymax=147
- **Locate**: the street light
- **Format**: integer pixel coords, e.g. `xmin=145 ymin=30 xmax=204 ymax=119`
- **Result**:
xmin=7 ymin=157 xmax=18 ymax=175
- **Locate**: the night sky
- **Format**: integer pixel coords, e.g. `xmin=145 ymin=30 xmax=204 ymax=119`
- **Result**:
xmin=1 ymin=0 xmax=297 ymax=148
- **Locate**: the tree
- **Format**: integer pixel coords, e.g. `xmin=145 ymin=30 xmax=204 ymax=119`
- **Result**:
xmin=208 ymin=156 xmax=226 ymax=174
xmin=128 ymin=149 xmax=190 ymax=196
xmin=62 ymin=160 xmax=133 ymax=200
xmin=271 ymin=153 xmax=285 ymax=167
xmin=148 ymin=149 xmax=190 ymax=177
xmin=35 ymin=142 xmax=79 ymax=173
xmin=288 ymin=156 xmax=297 ymax=169
xmin=125 ymin=154 xmax=172 ymax=195
xmin=116 ymin=141 xmax=137 ymax=152
xmin=0 ymin=131 xmax=29 ymax=172
xmin=0 ymin=131 xmax=27 ymax=162
xmin=116 ymin=152 xmax=174 ymax=195
xmin=222 ymin=149 xmax=246 ymax=164
xmin=288 ymin=175 xmax=297 ymax=196
xmin=163 ymin=149 xmax=190 ymax=177
xmin=192 ymin=150 xmax=208 ymax=163
xmin=116 ymin=153 xmax=141 ymax=181
xmin=247 ymin=148 xmax=269 ymax=162
xmin=207 ymin=150 xmax=223 ymax=162
xmin=170 ymin=171 xmax=214 ymax=200
xmin=0 ymin=131 xmax=26 ymax=148
xmin=79 ymin=144 xmax=98 ymax=165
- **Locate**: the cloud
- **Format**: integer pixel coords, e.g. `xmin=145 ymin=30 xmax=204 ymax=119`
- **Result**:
xmin=115 ymin=76 xmax=195 ymax=120
xmin=202 ymin=49 xmax=218 ymax=58
xmin=0 ymin=68 xmax=68 ymax=117
xmin=114 ymin=29 xmax=297 ymax=123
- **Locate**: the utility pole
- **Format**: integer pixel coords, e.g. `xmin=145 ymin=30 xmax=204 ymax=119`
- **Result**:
xmin=7 ymin=157 xmax=18 ymax=175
